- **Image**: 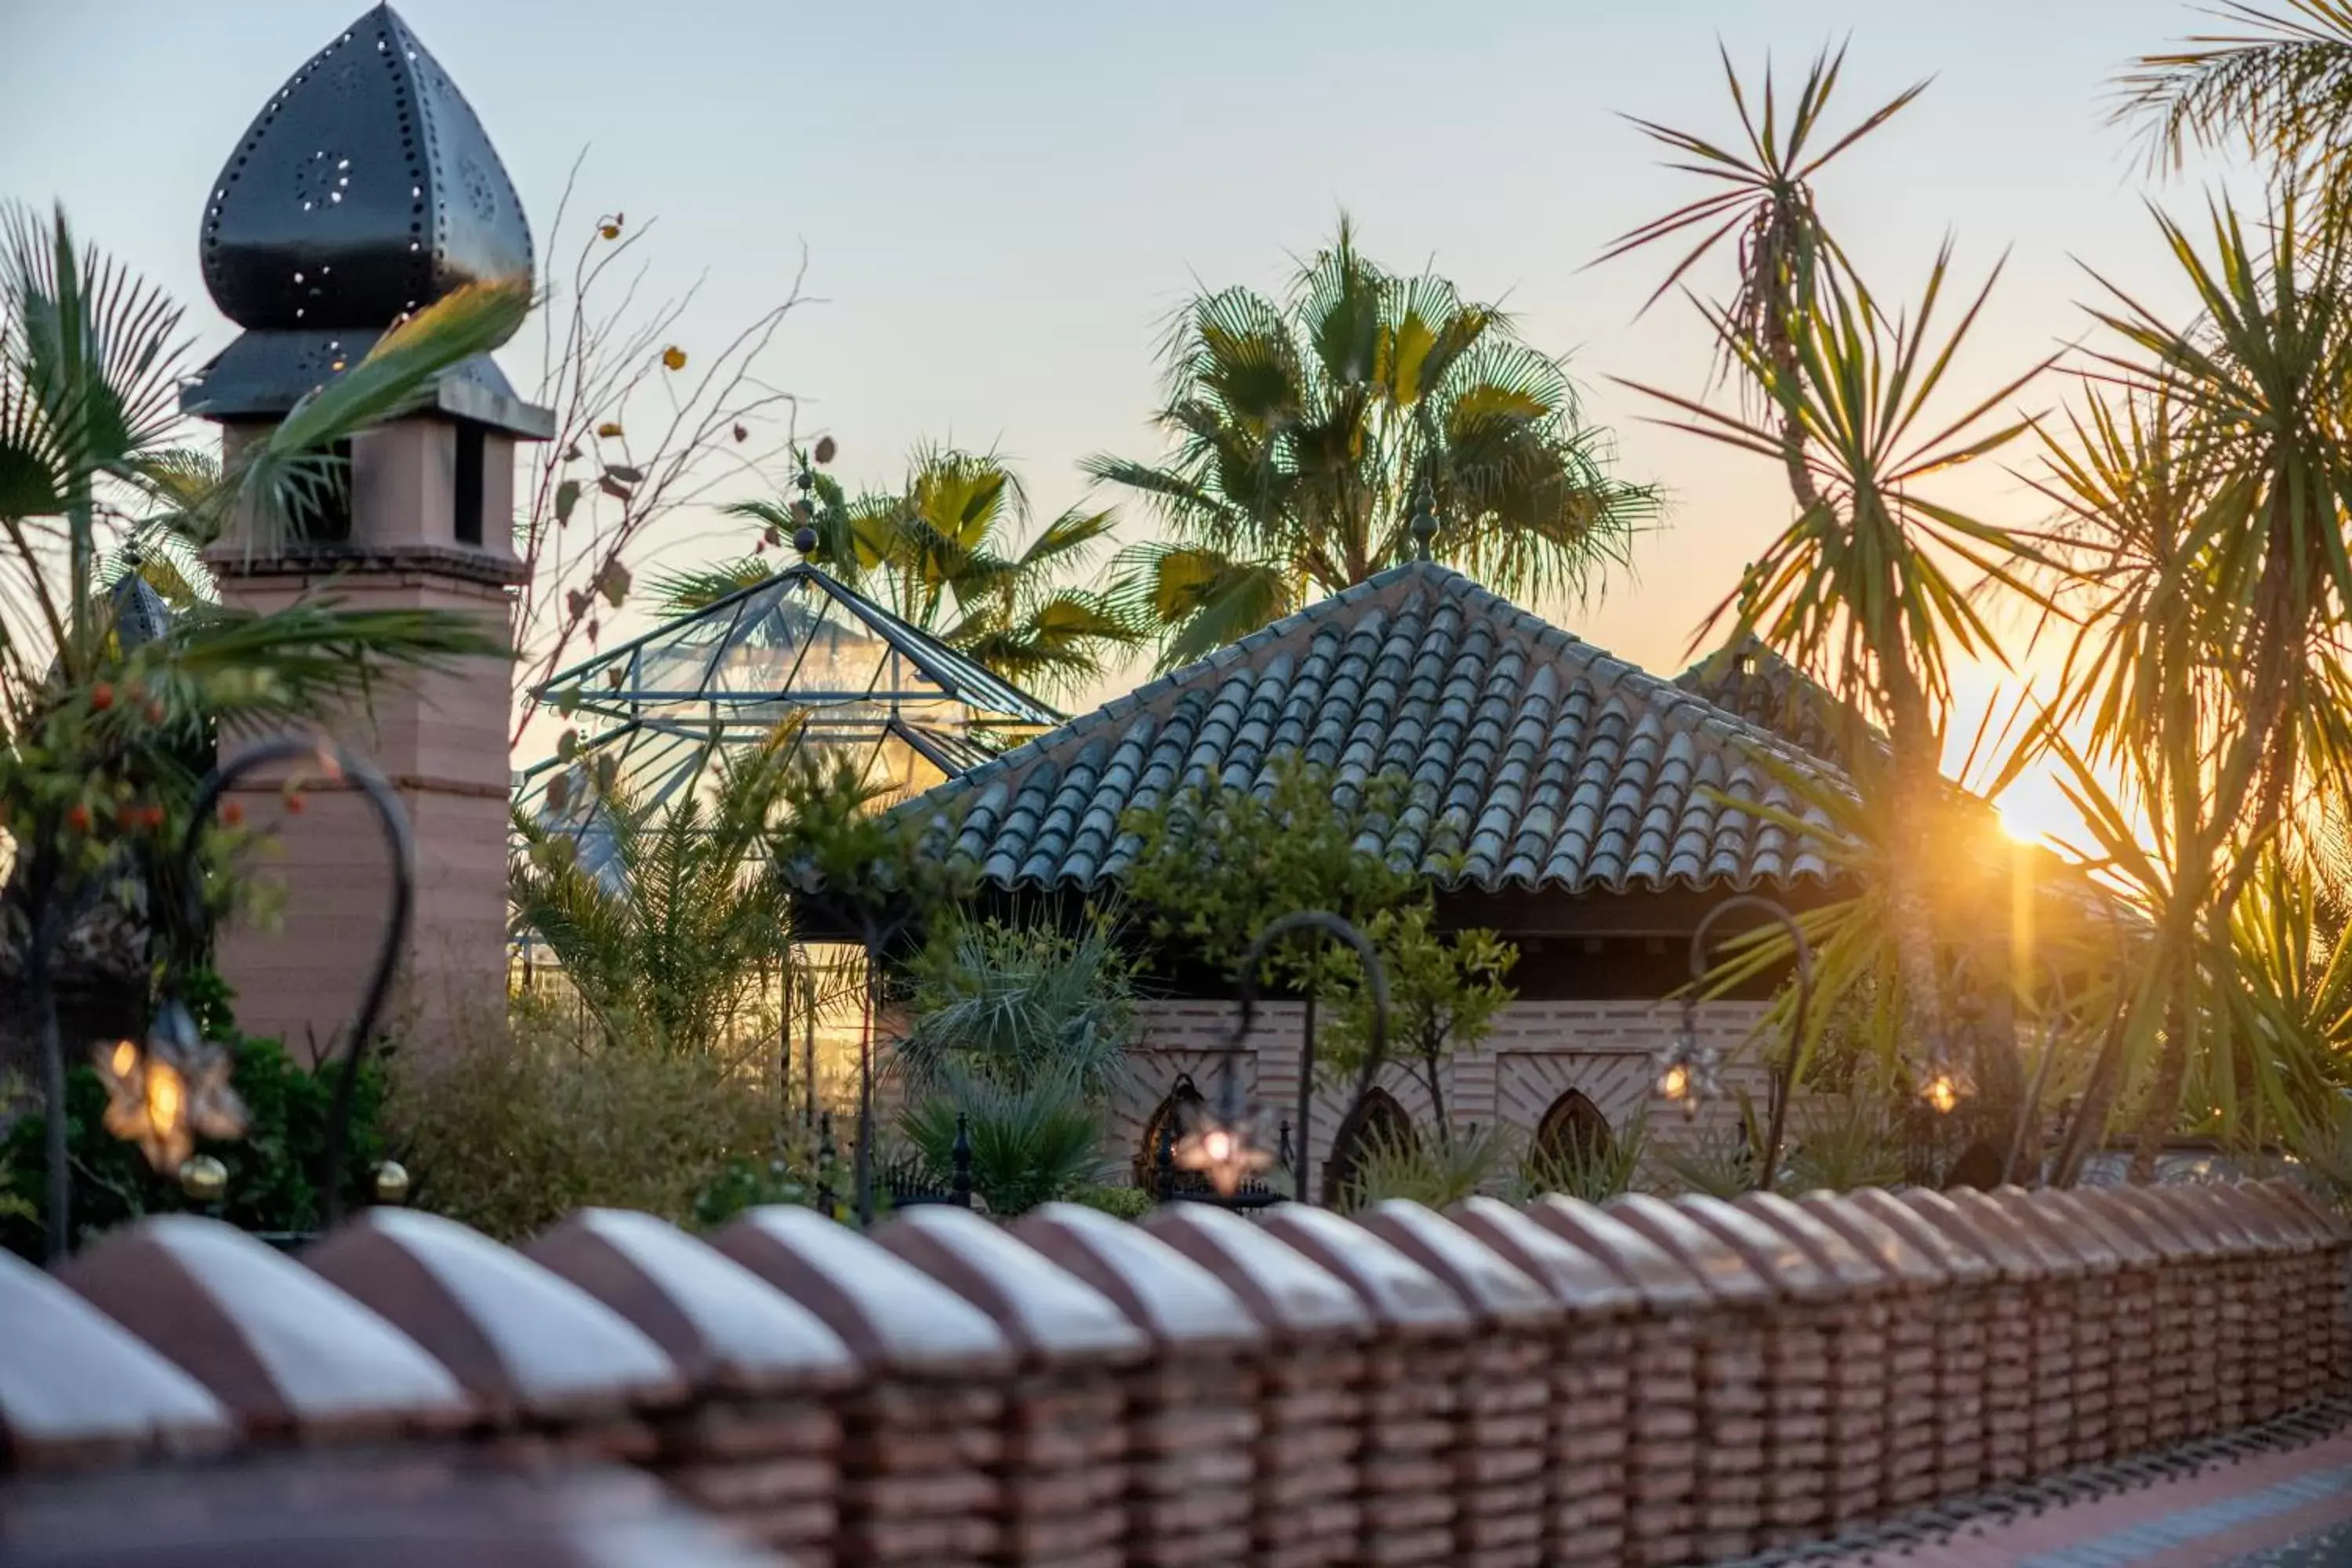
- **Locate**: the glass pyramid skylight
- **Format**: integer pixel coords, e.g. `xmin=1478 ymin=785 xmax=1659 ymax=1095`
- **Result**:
xmin=513 ymin=563 xmax=1060 ymax=855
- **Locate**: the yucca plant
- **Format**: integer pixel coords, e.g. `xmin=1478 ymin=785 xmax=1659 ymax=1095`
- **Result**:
xmin=1610 ymin=50 xmax=2053 ymax=1131
xmin=1777 ymin=1082 xmax=1909 ymax=1194
xmin=2030 ymin=191 xmax=2352 ymax=1174
xmin=1649 ymin=1118 xmax=1763 ymax=1200
xmin=1517 ymin=1110 xmax=1650 ymax=1205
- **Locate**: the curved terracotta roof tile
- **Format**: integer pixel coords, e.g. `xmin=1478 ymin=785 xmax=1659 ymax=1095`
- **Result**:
xmin=903 ymin=561 xmax=1846 ymax=897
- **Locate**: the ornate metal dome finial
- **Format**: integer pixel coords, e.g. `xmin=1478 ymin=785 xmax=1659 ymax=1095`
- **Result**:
xmin=185 ymin=4 xmax=546 ymax=431
xmin=200 ymin=3 xmax=530 ymax=331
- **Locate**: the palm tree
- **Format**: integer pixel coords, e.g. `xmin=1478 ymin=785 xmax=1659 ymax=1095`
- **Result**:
xmin=655 ymin=445 xmax=1140 ymax=698
xmin=2117 ymin=2 xmax=2352 ymax=197
xmin=510 ymin=724 xmax=799 ymax=1058
xmin=0 ymin=202 xmax=530 ymax=1252
xmin=1087 ymin=217 xmax=1659 ymax=672
xmin=1608 ymin=50 xmax=2047 ymax=1124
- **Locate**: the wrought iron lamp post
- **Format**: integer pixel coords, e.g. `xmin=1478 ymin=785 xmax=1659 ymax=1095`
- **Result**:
xmin=1174 ymin=910 xmax=1392 ymax=1207
xmin=53 ymin=736 xmax=416 ymax=1254
xmin=1658 ymin=894 xmax=1813 ymax=1192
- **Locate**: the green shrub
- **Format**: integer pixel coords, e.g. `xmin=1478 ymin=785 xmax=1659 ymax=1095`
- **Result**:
xmin=0 ymin=970 xmax=388 ymax=1258
xmin=897 ymin=1072 xmax=1109 ymax=1217
xmin=1335 ymin=1123 xmax=1517 ymax=1211
xmin=898 ymin=917 xmax=1138 ymax=1100
xmin=1069 ymin=1182 xmax=1152 ymax=1219
xmin=1777 ymin=1089 xmax=1907 ymax=1193
xmin=387 ymin=1000 xmax=786 ymax=1240
xmin=690 ymin=1149 xmax=813 ymax=1229
xmin=1648 ymin=1120 xmax=1761 ymax=1198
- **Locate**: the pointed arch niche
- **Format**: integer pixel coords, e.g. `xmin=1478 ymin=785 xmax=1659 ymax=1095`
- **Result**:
xmin=1533 ymin=1089 xmax=1615 ymax=1172
xmin=1323 ymin=1087 xmax=1416 ymax=1205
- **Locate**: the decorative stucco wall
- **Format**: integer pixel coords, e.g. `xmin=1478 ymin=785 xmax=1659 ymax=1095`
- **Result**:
xmin=1113 ymin=997 xmax=1776 ymax=1187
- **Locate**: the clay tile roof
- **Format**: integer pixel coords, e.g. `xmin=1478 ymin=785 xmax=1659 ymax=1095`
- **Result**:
xmin=904 ymin=562 xmax=1843 ymax=897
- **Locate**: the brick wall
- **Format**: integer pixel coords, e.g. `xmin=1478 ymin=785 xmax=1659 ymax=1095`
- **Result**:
xmin=6 ymin=1182 xmax=2344 ymax=1568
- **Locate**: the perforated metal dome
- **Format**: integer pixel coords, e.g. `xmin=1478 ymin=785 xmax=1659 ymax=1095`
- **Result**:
xmin=183 ymin=5 xmax=547 ymax=432
xmin=199 ymin=4 xmax=530 ymax=332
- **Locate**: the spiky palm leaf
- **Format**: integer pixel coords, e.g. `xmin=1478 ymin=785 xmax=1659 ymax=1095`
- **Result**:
xmin=2031 ymin=191 xmax=2352 ymax=1169
xmin=1626 ymin=246 xmax=2050 ymax=716
xmin=510 ymin=719 xmax=802 ymax=1057
xmin=2116 ymin=2 xmax=2352 ymax=195
xmin=720 ymin=447 xmax=1138 ymax=695
xmin=1597 ymin=44 xmax=1926 ymax=349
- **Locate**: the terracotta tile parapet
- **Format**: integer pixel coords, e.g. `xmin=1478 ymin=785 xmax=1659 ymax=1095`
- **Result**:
xmin=2169 ymin=1185 xmax=2267 ymax=1255
xmin=873 ymin=1204 xmax=1148 ymax=1368
xmin=2212 ymin=1181 xmax=2310 ymax=1254
xmin=1446 ymin=1196 xmax=1642 ymax=1319
xmin=2138 ymin=1185 xmax=2244 ymax=1260
xmin=1895 ymin=1189 xmax=2032 ymax=1278
xmin=1795 ymin=1191 xmax=1951 ymax=1289
xmin=1667 ymin=1193 xmax=1835 ymax=1302
xmin=2073 ymin=1184 xmax=2197 ymax=1262
xmin=305 ymin=1209 xmax=683 ymax=1421
xmin=1525 ymin=1195 xmax=1711 ymax=1313
xmin=55 ymin=1215 xmax=470 ymax=1440
xmin=1259 ymin=1205 xmax=1474 ymax=1336
xmin=1846 ymin=1189 xmax=1994 ymax=1283
xmin=2032 ymin=1189 xmax=2158 ymax=1271
xmin=1014 ymin=1203 xmax=1266 ymax=1353
xmin=2257 ymin=1178 xmax=2350 ymax=1239
xmin=1732 ymin=1192 xmax=1894 ymax=1295
xmin=1356 ymin=1200 xmax=1559 ymax=1328
xmin=1603 ymin=1193 xmax=1776 ymax=1305
xmin=525 ymin=1207 xmax=858 ymax=1396
xmin=0 ymin=1249 xmax=233 ymax=1471
xmin=713 ymin=1206 xmax=1013 ymax=1377
xmin=2106 ymin=1185 xmax=2216 ymax=1258
xmin=1142 ymin=1204 xmax=1373 ymax=1344
xmin=1944 ymin=1187 xmax=2086 ymax=1278
xmin=1983 ymin=1186 xmax=2123 ymax=1274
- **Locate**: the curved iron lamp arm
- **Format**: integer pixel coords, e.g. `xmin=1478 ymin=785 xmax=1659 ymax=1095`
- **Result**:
xmin=1231 ymin=910 xmax=1390 ymax=1207
xmin=1686 ymin=895 xmax=1812 ymax=1193
xmin=179 ymin=737 xmax=413 ymax=1228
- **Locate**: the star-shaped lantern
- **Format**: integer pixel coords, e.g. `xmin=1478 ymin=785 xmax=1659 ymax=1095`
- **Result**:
xmin=1918 ymin=1060 xmax=1969 ymax=1117
xmin=93 ymin=998 xmax=249 ymax=1173
xmin=1171 ymin=1074 xmax=1273 ymax=1197
xmin=1653 ymin=1008 xmax=1722 ymax=1121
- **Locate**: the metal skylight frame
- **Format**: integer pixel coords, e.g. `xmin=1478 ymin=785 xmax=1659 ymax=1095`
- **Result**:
xmin=511 ymin=561 xmax=1061 ymax=842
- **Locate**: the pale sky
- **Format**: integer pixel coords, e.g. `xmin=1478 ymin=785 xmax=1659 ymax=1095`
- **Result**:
xmin=0 ymin=0 xmax=2249 ymax=844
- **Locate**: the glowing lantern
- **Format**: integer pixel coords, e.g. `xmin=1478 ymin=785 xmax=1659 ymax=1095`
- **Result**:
xmin=92 ymin=1000 xmax=248 ymax=1174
